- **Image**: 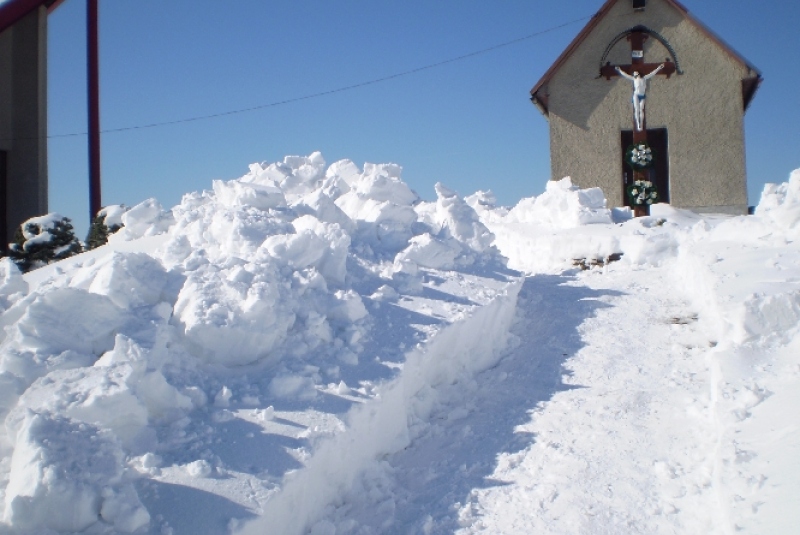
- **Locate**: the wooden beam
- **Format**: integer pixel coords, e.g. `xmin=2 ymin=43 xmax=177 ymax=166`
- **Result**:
xmin=87 ymin=0 xmax=101 ymax=221
xmin=600 ymin=60 xmax=676 ymax=80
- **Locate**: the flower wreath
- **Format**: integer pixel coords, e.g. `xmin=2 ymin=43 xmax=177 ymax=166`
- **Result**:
xmin=627 ymin=179 xmax=659 ymax=206
xmin=625 ymin=142 xmax=654 ymax=170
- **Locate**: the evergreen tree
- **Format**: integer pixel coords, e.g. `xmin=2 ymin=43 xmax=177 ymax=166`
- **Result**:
xmin=85 ymin=207 xmax=125 ymax=250
xmin=8 ymin=215 xmax=82 ymax=272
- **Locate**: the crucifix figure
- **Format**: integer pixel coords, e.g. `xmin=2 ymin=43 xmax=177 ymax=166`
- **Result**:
xmin=615 ymin=63 xmax=664 ymax=131
xmin=600 ymin=30 xmax=675 ymax=140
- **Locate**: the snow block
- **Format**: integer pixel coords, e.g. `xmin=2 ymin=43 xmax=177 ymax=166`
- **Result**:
xmin=3 ymin=411 xmax=149 ymax=533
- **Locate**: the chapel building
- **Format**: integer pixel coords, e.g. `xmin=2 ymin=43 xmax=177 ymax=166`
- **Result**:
xmin=530 ymin=0 xmax=762 ymax=214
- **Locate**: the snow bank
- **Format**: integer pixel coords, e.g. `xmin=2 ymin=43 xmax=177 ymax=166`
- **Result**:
xmin=0 ymin=152 xmax=508 ymax=533
xmin=239 ymin=280 xmax=522 ymax=535
xmin=754 ymin=168 xmax=800 ymax=230
xmin=672 ymin=169 xmax=800 ymax=345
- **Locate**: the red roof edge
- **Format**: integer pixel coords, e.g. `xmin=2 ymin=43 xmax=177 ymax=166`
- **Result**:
xmin=529 ymin=0 xmax=618 ymax=116
xmin=529 ymin=0 xmax=761 ymax=115
xmin=0 ymin=0 xmax=62 ymax=34
xmin=47 ymin=0 xmax=65 ymax=13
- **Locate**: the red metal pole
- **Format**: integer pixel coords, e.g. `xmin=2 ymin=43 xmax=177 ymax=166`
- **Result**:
xmin=87 ymin=0 xmax=101 ymax=221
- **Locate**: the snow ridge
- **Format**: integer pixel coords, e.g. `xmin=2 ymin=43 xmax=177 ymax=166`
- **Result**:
xmin=240 ymin=281 xmax=521 ymax=535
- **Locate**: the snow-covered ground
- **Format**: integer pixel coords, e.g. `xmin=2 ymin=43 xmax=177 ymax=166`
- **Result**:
xmin=0 ymin=154 xmax=798 ymax=534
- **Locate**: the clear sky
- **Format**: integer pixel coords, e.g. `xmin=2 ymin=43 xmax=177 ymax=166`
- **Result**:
xmin=46 ymin=0 xmax=800 ymax=237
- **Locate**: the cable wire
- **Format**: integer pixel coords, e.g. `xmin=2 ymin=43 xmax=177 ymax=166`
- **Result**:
xmin=40 ymin=14 xmax=591 ymax=140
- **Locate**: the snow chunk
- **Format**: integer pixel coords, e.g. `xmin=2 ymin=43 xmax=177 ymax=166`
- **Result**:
xmin=213 ymin=178 xmax=287 ymax=210
xmin=0 ymin=288 xmax=128 ymax=386
xmin=243 ymin=152 xmax=327 ymax=200
xmin=185 ymin=459 xmax=214 ymax=478
xmin=9 ymin=337 xmax=193 ymax=451
xmin=0 ymin=258 xmax=27 ymax=309
xmin=172 ymin=263 xmax=296 ymax=366
xmin=755 ymin=169 xmax=800 ymax=229
xmin=269 ymin=374 xmax=317 ymax=400
xmin=324 ymin=159 xmax=361 ymax=192
xmin=3 ymin=411 xmax=149 ymax=533
xmin=118 ymin=198 xmax=174 ymax=239
xmin=168 ymin=189 xmax=293 ymax=265
xmin=432 ymin=183 xmax=495 ymax=253
xmin=214 ymin=386 xmax=233 ymax=407
xmin=292 ymin=189 xmax=355 ymax=232
xmin=507 ymin=177 xmax=613 ymax=228
xmin=395 ymin=233 xmax=461 ymax=269
xmin=69 ymin=251 xmax=169 ymax=308
xmin=328 ymin=290 xmax=368 ymax=325
xmin=335 ymin=162 xmax=419 ymax=253
xmin=99 ymin=204 xmax=128 ymax=229
xmin=262 ymin=215 xmax=351 ymax=286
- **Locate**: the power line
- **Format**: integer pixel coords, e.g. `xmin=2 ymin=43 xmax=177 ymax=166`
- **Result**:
xmin=44 ymin=14 xmax=591 ymax=140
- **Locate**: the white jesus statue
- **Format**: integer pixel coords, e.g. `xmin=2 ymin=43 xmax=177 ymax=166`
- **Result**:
xmin=616 ymin=63 xmax=665 ymax=131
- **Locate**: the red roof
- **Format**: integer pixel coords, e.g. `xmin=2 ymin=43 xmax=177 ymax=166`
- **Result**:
xmin=0 ymin=0 xmax=64 ymax=34
xmin=530 ymin=0 xmax=762 ymax=114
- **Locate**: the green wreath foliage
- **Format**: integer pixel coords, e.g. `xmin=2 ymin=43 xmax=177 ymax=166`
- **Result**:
xmin=625 ymin=142 xmax=654 ymax=171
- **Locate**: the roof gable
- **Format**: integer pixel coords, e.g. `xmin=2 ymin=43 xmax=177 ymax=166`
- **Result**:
xmin=530 ymin=0 xmax=762 ymax=115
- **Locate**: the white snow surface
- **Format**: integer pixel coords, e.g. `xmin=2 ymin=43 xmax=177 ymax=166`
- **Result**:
xmin=0 ymin=153 xmax=798 ymax=534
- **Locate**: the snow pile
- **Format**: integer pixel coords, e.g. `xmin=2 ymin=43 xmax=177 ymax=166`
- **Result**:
xmin=754 ymin=168 xmax=800 ymax=230
xmin=0 ymin=152 xmax=515 ymax=533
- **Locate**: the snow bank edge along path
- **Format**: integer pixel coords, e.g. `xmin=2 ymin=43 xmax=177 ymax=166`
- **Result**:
xmin=238 ymin=279 xmax=523 ymax=535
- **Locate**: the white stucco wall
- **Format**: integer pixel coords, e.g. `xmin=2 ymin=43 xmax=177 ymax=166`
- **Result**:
xmin=542 ymin=0 xmax=756 ymax=212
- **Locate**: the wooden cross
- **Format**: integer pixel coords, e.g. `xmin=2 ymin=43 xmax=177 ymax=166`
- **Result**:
xmin=600 ymin=30 xmax=675 ymax=214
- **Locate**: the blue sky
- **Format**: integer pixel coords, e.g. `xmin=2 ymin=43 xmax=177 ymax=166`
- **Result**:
xmin=46 ymin=0 xmax=800 ymax=236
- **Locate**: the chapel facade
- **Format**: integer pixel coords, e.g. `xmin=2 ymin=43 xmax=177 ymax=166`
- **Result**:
xmin=530 ymin=0 xmax=762 ymax=214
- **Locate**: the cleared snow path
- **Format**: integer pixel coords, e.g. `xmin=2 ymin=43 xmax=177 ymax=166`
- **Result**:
xmin=300 ymin=264 xmax=727 ymax=534
xmin=345 ymin=275 xmax=624 ymax=534
xmin=456 ymin=266 xmax=724 ymax=534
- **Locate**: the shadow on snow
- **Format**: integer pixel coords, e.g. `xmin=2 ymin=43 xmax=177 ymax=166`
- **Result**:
xmin=356 ymin=274 xmax=623 ymax=532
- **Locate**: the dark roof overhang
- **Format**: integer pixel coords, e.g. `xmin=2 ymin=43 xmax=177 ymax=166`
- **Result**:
xmin=0 ymin=0 xmax=64 ymax=34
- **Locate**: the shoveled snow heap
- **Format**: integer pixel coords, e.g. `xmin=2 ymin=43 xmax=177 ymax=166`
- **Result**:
xmin=0 ymin=152 xmax=798 ymax=535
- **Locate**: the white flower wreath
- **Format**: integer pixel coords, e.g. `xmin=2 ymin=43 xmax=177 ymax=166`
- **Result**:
xmin=627 ymin=179 xmax=659 ymax=206
xmin=625 ymin=142 xmax=654 ymax=170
